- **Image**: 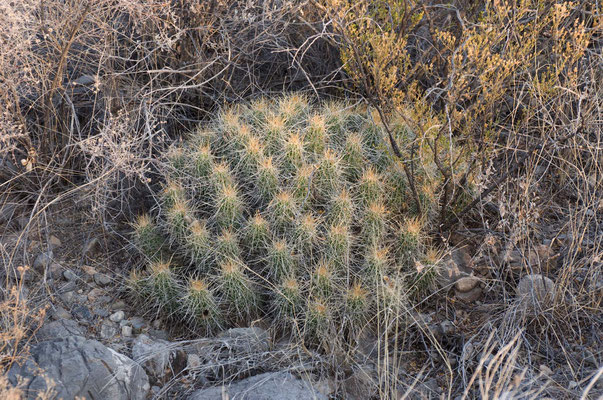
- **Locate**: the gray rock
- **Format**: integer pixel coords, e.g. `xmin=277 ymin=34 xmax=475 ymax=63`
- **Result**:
xmin=47 ymin=263 xmax=63 ymax=280
xmin=100 ymin=320 xmax=118 ymax=340
xmin=49 ymin=306 xmax=71 ymax=320
xmin=72 ymin=305 xmax=94 ymax=322
xmin=189 ymin=372 xmax=328 ymax=400
xmin=7 ymin=335 xmax=149 ymax=400
xmin=132 ymin=334 xmax=186 ymax=384
xmin=438 ymin=247 xmax=473 ymax=288
xmin=516 ymin=274 xmax=555 ymax=307
xmin=37 ymin=319 xmax=84 ymax=341
xmin=455 ymin=276 xmax=479 ymax=292
xmin=49 ymin=235 xmax=62 ymax=249
xmin=122 ymin=326 xmax=133 ymax=337
xmin=455 ymin=287 xmax=482 ymax=302
xmin=87 ymin=288 xmax=107 ymax=302
xmin=129 ymin=317 xmax=146 ymax=332
xmin=111 ymin=300 xmax=127 ymax=310
xmin=33 ymin=251 xmax=53 ymax=271
xmin=344 ymin=366 xmax=376 ymax=400
xmin=149 ymin=329 xmax=169 ymax=341
xmin=59 ymin=290 xmax=75 ymax=303
xmin=217 ymin=327 xmax=270 ymax=353
xmin=94 ymin=308 xmax=110 ymax=318
xmin=94 ymin=272 xmax=111 ymax=287
xmin=187 ymin=354 xmax=201 ymax=370
xmin=110 ymin=311 xmax=125 ymax=323
xmin=63 ymin=269 xmax=77 ymax=281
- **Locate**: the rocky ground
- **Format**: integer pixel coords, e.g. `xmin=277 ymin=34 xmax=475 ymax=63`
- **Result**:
xmin=1 ymin=202 xmax=601 ymax=399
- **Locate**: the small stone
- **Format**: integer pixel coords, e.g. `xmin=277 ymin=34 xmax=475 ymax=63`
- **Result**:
xmin=49 ymin=235 xmax=61 ymax=248
xmin=75 ymin=294 xmax=88 ymax=303
xmin=462 ymin=343 xmax=474 ymax=362
xmin=51 ymin=306 xmax=71 ymax=320
xmin=93 ymin=273 xmax=111 ymax=287
xmin=121 ymin=325 xmax=133 ymax=337
xmin=100 ymin=321 xmax=118 ymax=340
xmin=18 ymin=267 xmax=34 ymax=283
xmin=47 ymin=263 xmax=63 ymax=280
xmin=63 ymin=270 xmax=77 ymax=281
xmin=81 ymin=265 xmax=97 ymax=276
xmin=149 ymin=330 xmax=169 ymax=341
xmin=72 ymin=305 xmax=93 ymax=322
xmin=33 ymin=251 xmax=53 ymax=271
xmin=187 ymin=354 xmax=201 ymax=370
xmin=517 ymin=274 xmax=555 ymax=305
xmin=87 ymin=288 xmax=106 ymax=302
xmin=132 ymin=334 xmax=187 ymax=384
xmin=440 ymin=320 xmax=455 ymax=335
xmin=60 ymin=291 xmax=75 ymax=304
xmin=455 ymin=276 xmax=479 ymax=292
xmin=109 ymin=311 xmax=125 ymax=323
xmin=94 ymin=308 xmax=109 ymax=318
xmin=82 ymin=265 xmax=96 ymax=275
xmin=455 ymin=286 xmax=482 ymax=302
xmin=111 ymin=300 xmax=127 ymax=310
xmin=130 ymin=317 xmax=146 ymax=332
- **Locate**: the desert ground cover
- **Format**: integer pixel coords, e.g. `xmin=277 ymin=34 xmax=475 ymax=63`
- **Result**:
xmin=1 ymin=1 xmax=601 ymax=399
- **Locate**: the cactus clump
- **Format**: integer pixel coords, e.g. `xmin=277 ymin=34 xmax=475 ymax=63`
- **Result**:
xmin=130 ymin=94 xmax=438 ymax=349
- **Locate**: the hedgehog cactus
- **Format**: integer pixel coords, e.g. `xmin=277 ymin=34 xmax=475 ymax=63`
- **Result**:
xmin=130 ymin=94 xmax=439 ymax=348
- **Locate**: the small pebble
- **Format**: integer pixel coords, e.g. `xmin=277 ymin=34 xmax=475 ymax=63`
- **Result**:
xmin=63 ymin=270 xmax=77 ymax=281
xmin=110 ymin=311 xmax=125 ymax=323
xmin=111 ymin=300 xmax=127 ymax=310
xmin=33 ymin=251 xmax=53 ymax=271
xmin=87 ymin=288 xmax=106 ymax=302
xmin=121 ymin=325 xmax=133 ymax=337
xmin=51 ymin=306 xmax=71 ymax=320
xmin=130 ymin=317 xmax=146 ymax=332
xmin=94 ymin=273 xmax=111 ymax=287
xmin=94 ymin=308 xmax=110 ymax=318
xmin=47 ymin=263 xmax=63 ymax=280
xmin=60 ymin=291 xmax=74 ymax=304
xmin=100 ymin=321 xmax=118 ymax=339
xmin=73 ymin=305 xmax=93 ymax=322
xmin=49 ymin=235 xmax=62 ymax=248
xmin=187 ymin=354 xmax=201 ymax=370
xmin=455 ymin=276 xmax=479 ymax=292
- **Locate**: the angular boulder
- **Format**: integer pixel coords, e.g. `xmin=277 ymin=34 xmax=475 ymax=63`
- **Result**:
xmin=189 ymin=372 xmax=327 ymax=400
xmin=8 ymin=335 xmax=149 ymax=400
